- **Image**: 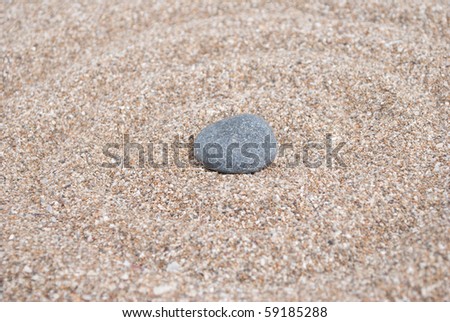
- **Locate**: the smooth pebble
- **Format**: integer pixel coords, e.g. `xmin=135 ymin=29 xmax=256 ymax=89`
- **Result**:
xmin=194 ymin=114 xmax=278 ymax=173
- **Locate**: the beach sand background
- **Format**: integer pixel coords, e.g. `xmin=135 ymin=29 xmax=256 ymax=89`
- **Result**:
xmin=1 ymin=0 xmax=449 ymax=301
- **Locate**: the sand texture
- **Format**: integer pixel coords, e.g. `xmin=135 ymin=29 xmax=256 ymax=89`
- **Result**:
xmin=1 ymin=0 xmax=449 ymax=301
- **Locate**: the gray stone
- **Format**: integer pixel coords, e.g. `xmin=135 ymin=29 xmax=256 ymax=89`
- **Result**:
xmin=194 ymin=114 xmax=277 ymax=173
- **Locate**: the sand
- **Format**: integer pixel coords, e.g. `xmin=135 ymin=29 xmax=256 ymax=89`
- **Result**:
xmin=1 ymin=0 xmax=449 ymax=301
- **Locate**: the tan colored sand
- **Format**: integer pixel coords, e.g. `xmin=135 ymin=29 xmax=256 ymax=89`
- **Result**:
xmin=1 ymin=0 xmax=449 ymax=301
